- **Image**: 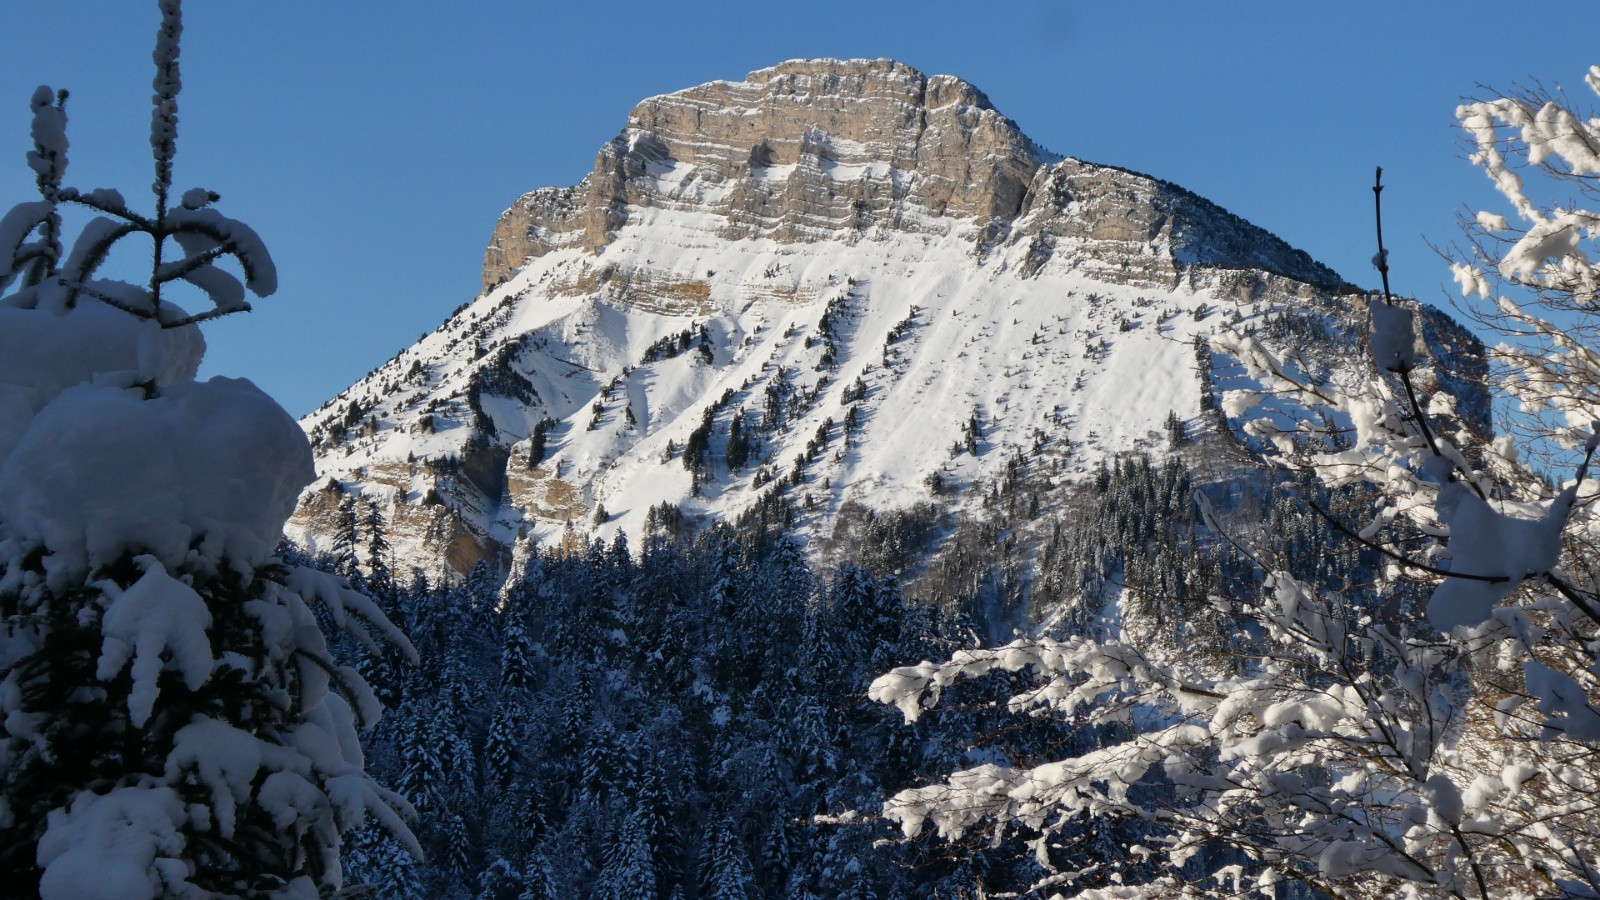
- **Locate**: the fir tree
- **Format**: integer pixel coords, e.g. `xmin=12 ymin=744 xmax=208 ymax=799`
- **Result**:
xmin=476 ymin=858 xmax=526 ymax=900
xmin=0 ymin=3 xmax=416 ymax=895
xmin=370 ymin=833 xmax=428 ymax=900
xmin=1164 ymin=408 xmax=1185 ymax=448
xmin=727 ymin=409 xmax=751 ymax=470
xmin=704 ymin=816 xmax=754 ymax=900
xmin=484 ymin=703 xmax=522 ymax=788
xmin=499 ymin=613 xmax=536 ymax=692
xmin=519 ymin=850 xmax=558 ymax=900
xmin=329 ymin=491 xmax=363 ymax=579
xmin=597 ymin=806 xmax=658 ymax=899
xmin=364 ymin=499 xmax=394 ymax=594
xmin=398 ymin=702 xmax=446 ymax=813
xmin=444 ymin=811 xmax=474 ymax=879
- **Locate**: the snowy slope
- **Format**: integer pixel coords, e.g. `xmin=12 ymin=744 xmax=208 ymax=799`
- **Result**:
xmin=286 ymin=60 xmax=1425 ymax=580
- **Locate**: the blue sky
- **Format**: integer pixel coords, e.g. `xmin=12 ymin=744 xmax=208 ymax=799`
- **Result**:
xmin=1 ymin=2 xmax=1594 ymax=416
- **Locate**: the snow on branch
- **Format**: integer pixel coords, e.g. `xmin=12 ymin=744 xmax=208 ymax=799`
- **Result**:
xmin=0 ymin=4 xmax=415 ymax=894
xmin=876 ymin=76 xmax=1600 ymax=896
xmin=0 ymin=0 xmax=274 ymax=328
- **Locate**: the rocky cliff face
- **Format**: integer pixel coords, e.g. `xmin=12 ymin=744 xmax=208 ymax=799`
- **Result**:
xmin=293 ymin=59 xmax=1476 ymax=582
xmin=483 ymin=59 xmax=1343 ymax=294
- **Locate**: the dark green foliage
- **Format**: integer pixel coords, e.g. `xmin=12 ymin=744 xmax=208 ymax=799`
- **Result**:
xmin=826 ymin=500 xmax=944 ymax=580
xmin=815 ymin=289 xmax=854 ymax=369
xmin=364 ymin=500 xmax=393 ymax=594
xmin=682 ymin=388 xmax=737 ymax=477
xmin=726 ymin=409 xmax=752 ymax=470
xmin=331 ymin=492 xmax=361 ymax=578
xmin=841 ymin=375 xmax=867 ymax=405
xmin=1194 ymin=334 xmax=1219 ymax=416
xmin=640 ymin=328 xmax=698 ymax=365
xmin=330 ymin=526 xmax=1066 ymax=897
xmin=683 ymin=410 xmax=714 ymax=475
xmin=466 ymin=336 xmax=540 ymax=437
xmin=527 ymin=417 xmax=556 ymax=468
xmin=644 ymin=501 xmax=692 ymax=543
xmin=2 ymin=554 xmax=345 ymax=895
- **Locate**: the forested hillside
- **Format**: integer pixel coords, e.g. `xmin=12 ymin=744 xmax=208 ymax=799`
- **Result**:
xmin=314 ymin=445 xmax=1387 ymax=898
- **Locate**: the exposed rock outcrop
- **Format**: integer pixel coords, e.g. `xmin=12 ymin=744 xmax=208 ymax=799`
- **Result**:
xmin=296 ymin=58 xmax=1421 ymax=582
xmin=483 ymin=58 xmax=1345 ymax=295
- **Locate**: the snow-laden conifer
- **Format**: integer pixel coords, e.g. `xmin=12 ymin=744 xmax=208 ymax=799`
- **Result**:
xmin=0 ymin=3 xmax=415 ymax=895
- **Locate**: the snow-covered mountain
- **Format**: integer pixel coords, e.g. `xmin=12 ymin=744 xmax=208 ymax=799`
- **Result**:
xmin=287 ymin=58 xmax=1474 ymax=581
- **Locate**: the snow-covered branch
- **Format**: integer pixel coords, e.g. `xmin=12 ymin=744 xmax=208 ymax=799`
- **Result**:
xmin=0 ymin=3 xmax=414 ymax=895
xmin=872 ymin=68 xmax=1600 ymax=899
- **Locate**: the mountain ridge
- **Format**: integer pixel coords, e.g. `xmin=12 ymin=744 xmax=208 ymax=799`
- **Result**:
xmin=482 ymin=58 xmax=1346 ymax=294
xmin=288 ymin=59 xmax=1447 ymax=583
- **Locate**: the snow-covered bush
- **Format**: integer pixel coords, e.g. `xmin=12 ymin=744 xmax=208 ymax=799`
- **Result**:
xmin=872 ymin=70 xmax=1600 ymax=898
xmin=0 ymin=2 xmax=416 ymax=896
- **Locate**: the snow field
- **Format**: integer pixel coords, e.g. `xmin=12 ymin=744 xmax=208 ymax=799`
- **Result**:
xmin=293 ymin=202 xmax=1292 ymax=573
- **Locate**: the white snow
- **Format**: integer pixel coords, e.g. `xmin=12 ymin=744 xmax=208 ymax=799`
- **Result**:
xmin=294 ymin=200 xmax=1254 ymax=572
xmin=0 ymin=376 xmax=313 ymax=585
xmin=164 ymin=206 xmax=278 ymax=300
xmin=1426 ymin=482 xmax=1572 ymax=631
xmin=36 ymin=785 xmax=192 ymax=900
xmin=1368 ymin=299 xmax=1416 ymax=372
xmin=96 ymin=557 xmax=215 ymax=727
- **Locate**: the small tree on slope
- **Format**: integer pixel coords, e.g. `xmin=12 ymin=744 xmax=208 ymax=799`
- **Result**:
xmin=0 ymin=2 xmax=416 ymax=896
xmin=871 ymin=70 xmax=1600 ymax=898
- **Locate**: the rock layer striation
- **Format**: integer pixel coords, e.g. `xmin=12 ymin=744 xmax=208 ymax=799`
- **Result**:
xmin=483 ymin=59 xmax=1343 ymax=294
xmin=292 ymin=59 xmax=1447 ymax=580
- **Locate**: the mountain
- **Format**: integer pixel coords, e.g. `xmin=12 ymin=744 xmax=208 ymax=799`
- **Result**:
xmin=286 ymin=58 xmax=1475 ymax=584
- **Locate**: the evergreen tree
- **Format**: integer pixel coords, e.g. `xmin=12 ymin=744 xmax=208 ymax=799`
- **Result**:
xmin=443 ymin=811 xmax=474 ymax=879
xmin=597 ymin=807 xmax=658 ymax=899
xmin=1164 ymin=408 xmax=1185 ymax=448
xmin=371 ymin=833 xmax=428 ymax=900
xmin=476 ymin=858 xmax=525 ymax=900
xmin=398 ymin=702 xmax=446 ymax=813
xmin=0 ymin=4 xmax=416 ymax=895
xmin=329 ymin=526 xmax=1032 ymax=897
xmin=518 ymin=849 xmax=558 ymax=900
xmin=704 ymin=816 xmax=754 ymax=899
xmin=484 ymin=703 xmax=522 ymax=788
xmin=331 ymin=492 xmax=362 ymax=578
xmin=364 ymin=499 xmax=394 ymax=594
xmin=727 ymin=409 xmax=751 ymax=470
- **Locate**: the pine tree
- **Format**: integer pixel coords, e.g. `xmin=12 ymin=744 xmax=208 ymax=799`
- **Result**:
xmin=364 ymin=499 xmax=394 ymax=594
xmin=727 ymin=409 xmax=751 ymax=470
xmin=443 ymin=811 xmax=474 ymax=879
xmin=476 ymin=858 xmax=525 ymax=900
xmin=499 ymin=613 xmax=536 ymax=692
xmin=704 ymin=816 xmax=753 ymax=899
xmin=398 ymin=703 xmax=446 ymax=813
xmin=331 ymin=492 xmax=362 ymax=578
xmin=519 ymin=850 xmax=558 ymax=900
xmin=1164 ymin=408 xmax=1185 ymax=448
xmin=597 ymin=807 xmax=658 ymax=899
xmin=372 ymin=833 xmax=428 ymax=900
xmin=484 ymin=703 xmax=522 ymax=788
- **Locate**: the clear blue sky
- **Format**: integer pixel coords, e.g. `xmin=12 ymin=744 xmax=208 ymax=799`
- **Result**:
xmin=1 ymin=2 xmax=1594 ymax=416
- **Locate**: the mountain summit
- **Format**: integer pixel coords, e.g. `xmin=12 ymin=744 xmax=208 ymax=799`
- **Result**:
xmin=290 ymin=59 xmax=1455 ymax=581
xmin=484 ymin=58 xmax=1341 ymax=292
